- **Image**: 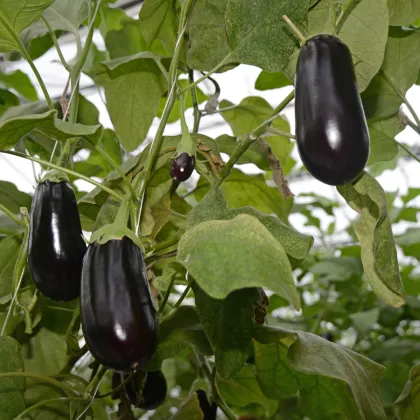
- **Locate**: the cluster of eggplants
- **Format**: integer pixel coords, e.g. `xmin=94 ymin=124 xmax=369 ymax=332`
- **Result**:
xmin=295 ymin=34 xmax=370 ymax=186
xmin=112 ymin=370 xmax=167 ymax=410
xmin=28 ymin=180 xmax=158 ymax=372
xmin=28 ymin=180 xmax=86 ymax=302
xmin=80 ymin=236 xmax=159 ymax=372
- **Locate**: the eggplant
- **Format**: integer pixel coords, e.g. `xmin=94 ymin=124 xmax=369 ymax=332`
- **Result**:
xmin=295 ymin=34 xmax=370 ymax=186
xmin=170 ymin=153 xmax=195 ymax=182
xmin=196 ymin=389 xmax=217 ymax=420
xmin=112 ymin=370 xmax=167 ymax=410
xmin=81 ymin=236 xmax=159 ymax=371
xmin=28 ymin=180 xmax=86 ymax=302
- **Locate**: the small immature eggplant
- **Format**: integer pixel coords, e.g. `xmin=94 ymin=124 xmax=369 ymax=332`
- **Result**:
xmin=170 ymin=153 xmax=195 ymax=182
xmin=112 ymin=370 xmax=167 ymax=410
xmin=81 ymin=236 xmax=159 ymax=371
xmin=28 ymin=180 xmax=86 ymax=302
xmin=295 ymin=34 xmax=370 ymax=186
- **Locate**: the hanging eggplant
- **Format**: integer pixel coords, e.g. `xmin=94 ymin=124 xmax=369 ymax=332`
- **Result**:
xmin=295 ymin=34 xmax=370 ymax=186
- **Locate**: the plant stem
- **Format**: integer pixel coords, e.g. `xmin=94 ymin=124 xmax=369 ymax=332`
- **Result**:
xmin=135 ymin=0 xmax=194 ymax=233
xmin=282 ymin=15 xmax=306 ymax=44
xmin=0 ymin=151 xmax=125 ymax=201
xmin=210 ymin=366 xmax=237 ymax=420
xmin=267 ymin=127 xmax=296 ymax=138
xmin=211 ymin=90 xmax=295 ymax=190
xmin=153 ymin=233 xmax=182 ymax=253
xmin=0 ymin=372 xmax=80 ymax=396
xmin=84 ymin=365 xmax=107 ymax=398
xmin=393 ymin=139 xmax=420 ymax=164
xmin=0 ymin=13 xmax=54 ymax=109
xmin=15 ymin=397 xmax=87 ymax=420
xmin=189 ymin=70 xmax=201 ymax=133
xmin=97 ymin=372 xmax=136 ymax=398
xmin=41 ymin=16 xmax=70 ymax=72
xmin=335 ymin=0 xmax=354 ymax=33
xmin=158 ymin=273 xmax=176 ymax=315
xmin=381 ymin=70 xmax=420 ymax=128
xmin=0 ymin=204 xmax=22 ymax=225
xmin=407 ymin=118 xmax=420 ymax=135
xmin=95 ymin=145 xmax=136 ymax=199
xmin=53 ymin=374 xmax=89 ymax=387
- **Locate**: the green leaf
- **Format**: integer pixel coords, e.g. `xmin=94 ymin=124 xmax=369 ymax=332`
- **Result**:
xmin=337 ymin=172 xmax=405 ymax=307
xmin=193 ymin=285 xmax=260 ymax=379
xmin=0 ymin=0 xmax=54 ymax=52
xmin=171 ymin=393 xmax=204 ymax=420
xmin=187 ymin=188 xmax=313 ymax=269
xmin=254 ymin=325 xmax=386 ymax=420
xmin=0 ymin=337 xmax=25 ymax=419
xmin=147 ymin=306 xmax=213 ymax=370
xmin=225 ymin=0 xmax=309 ymax=72
xmin=395 ymin=228 xmax=420 ymax=260
xmin=395 ymin=364 xmax=420 ymax=419
xmin=219 ymin=97 xmax=295 ymax=173
xmin=0 ymin=236 xmax=21 ymax=304
xmin=306 ymin=0 xmax=389 ymax=92
xmin=98 ymin=5 xmax=127 ymax=39
xmin=350 ymin=308 xmax=380 ymax=334
xmin=0 ymin=181 xmax=32 ymax=213
xmin=368 ymin=115 xmax=401 ymax=166
xmin=89 ymin=52 xmax=167 ymax=151
xmin=0 ymin=70 xmax=38 ymax=101
xmin=139 ymin=0 xmax=178 ymax=55
xmin=0 ymin=110 xmax=103 ymax=150
xmin=177 ymin=213 xmax=300 ymax=309
xmin=310 ymin=257 xmax=363 ymax=283
xmin=105 ymin=18 xmax=150 ymax=59
xmin=217 ymin=364 xmax=278 ymax=417
xmin=0 ymin=89 xmax=20 ymax=117
xmin=187 ymin=0 xmax=238 ymax=71
xmin=24 ymin=384 xmax=68 ymax=420
xmin=388 ymin=0 xmax=420 ymax=26
xmin=362 ymin=28 xmax=420 ymax=119
xmin=255 ymin=70 xmax=292 ymax=90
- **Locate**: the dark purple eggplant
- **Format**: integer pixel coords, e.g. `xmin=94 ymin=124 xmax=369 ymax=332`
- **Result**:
xmin=28 ymin=180 xmax=86 ymax=302
xmin=170 ymin=153 xmax=195 ymax=182
xmin=112 ymin=370 xmax=167 ymax=410
xmin=295 ymin=34 xmax=370 ymax=185
xmin=81 ymin=236 xmax=159 ymax=371
xmin=196 ymin=389 xmax=217 ymax=420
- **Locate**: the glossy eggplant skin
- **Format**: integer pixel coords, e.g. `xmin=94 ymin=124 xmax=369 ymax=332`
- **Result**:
xmin=28 ymin=180 xmax=86 ymax=302
xmin=295 ymin=34 xmax=370 ymax=186
xmin=81 ymin=236 xmax=159 ymax=372
xmin=112 ymin=370 xmax=167 ymax=410
xmin=170 ymin=153 xmax=195 ymax=182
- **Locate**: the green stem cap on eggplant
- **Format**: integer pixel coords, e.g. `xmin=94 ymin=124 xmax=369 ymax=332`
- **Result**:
xmin=295 ymin=34 xmax=370 ymax=186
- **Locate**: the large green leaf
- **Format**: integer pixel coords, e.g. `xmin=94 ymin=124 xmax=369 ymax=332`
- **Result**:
xmin=0 ymin=181 xmax=32 ymax=213
xmin=177 ymin=213 xmax=300 ymax=309
xmin=395 ymin=364 xmax=420 ymax=419
xmin=362 ymin=28 xmax=420 ymax=119
xmin=139 ymin=0 xmax=178 ymax=54
xmin=193 ymin=285 xmax=260 ymax=379
xmin=0 ymin=110 xmax=102 ymax=150
xmin=217 ymin=364 xmax=278 ymax=417
xmin=388 ymin=0 xmax=420 ymax=26
xmin=187 ymin=188 xmax=313 ymax=269
xmin=254 ymin=325 xmax=386 ymax=420
xmin=0 ymin=70 xmax=38 ymax=101
xmin=0 ymin=236 xmax=21 ymax=304
xmin=305 ymin=0 xmax=389 ymax=92
xmin=147 ymin=306 xmax=213 ymax=370
xmin=187 ymin=0 xmax=238 ymax=71
xmin=0 ymin=336 xmax=25 ymax=420
xmin=171 ymin=393 xmax=204 ymax=420
xmin=368 ymin=115 xmax=401 ymax=166
xmin=0 ymin=0 xmax=53 ymax=52
xmin=21 ymin=0 xmax=88 ymax=44
xmin=337 ymin=172 xmax=405 ymax=307
xmin=225 ymin=0 xmax=309 ymax=72
xmin=89 ymin=52 xmax=167 ymax=151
